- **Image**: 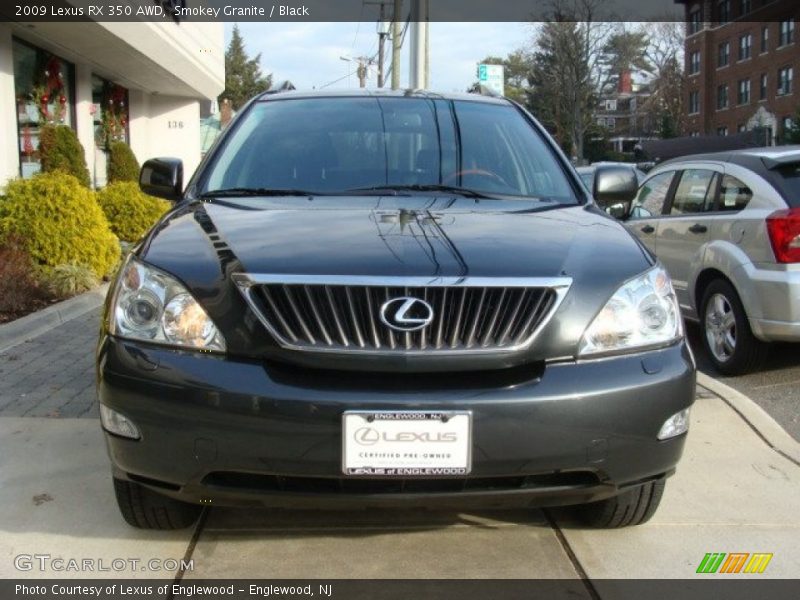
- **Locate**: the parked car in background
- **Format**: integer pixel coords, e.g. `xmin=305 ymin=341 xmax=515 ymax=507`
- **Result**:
xmin=620 ymin=147 xmax=800 ymax=375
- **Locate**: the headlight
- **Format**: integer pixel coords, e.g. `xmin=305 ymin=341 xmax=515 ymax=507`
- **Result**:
xmin=108 ymin=257 xmax=226 ymax=352
xmin=578 ymin=265 xmax=681 ymax=357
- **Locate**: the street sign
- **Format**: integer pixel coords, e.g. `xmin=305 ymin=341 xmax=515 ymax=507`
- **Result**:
xmin=477 ymin=63 xmax=504 ymax=96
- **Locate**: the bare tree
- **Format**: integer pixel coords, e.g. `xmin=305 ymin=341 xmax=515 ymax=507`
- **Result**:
xmin=641 ymin=21 xmax=686 ymax=137
xmin=529 ymin=0 xmax=619 ymax=160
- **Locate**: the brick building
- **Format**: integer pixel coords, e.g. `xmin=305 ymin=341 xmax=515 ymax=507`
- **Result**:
xmin=677 ymin=0 xmax=799 ymax=143
xmin=594 ymin=71 xmax=657 ymax=155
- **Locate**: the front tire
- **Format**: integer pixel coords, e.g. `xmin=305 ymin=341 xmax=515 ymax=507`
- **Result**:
xmin=113 ymin=478 xmax=200 ymax=530
xmin=573 ymin=479 xmax=666 ymax=528
xmin=700 ymin=279 xmax=767 ymax=375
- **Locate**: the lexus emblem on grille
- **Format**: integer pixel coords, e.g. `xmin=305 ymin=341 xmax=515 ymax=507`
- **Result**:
xmin=380 ymin=297 xmax=434 ymax=332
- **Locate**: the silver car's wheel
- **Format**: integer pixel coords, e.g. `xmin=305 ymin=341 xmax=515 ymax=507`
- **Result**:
xmin=704 ymin=293 xmax=736 ymax=363
xmin=699 ymin=279 xmax=768 ymax=375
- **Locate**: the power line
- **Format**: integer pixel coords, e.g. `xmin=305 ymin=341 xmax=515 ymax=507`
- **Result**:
xmin=318 ymin=69 xmax=359 ymax=89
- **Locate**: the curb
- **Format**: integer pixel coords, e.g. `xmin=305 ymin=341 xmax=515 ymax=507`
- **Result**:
xmin=697 ymin=372 xmax=800 ymax=465
xmin=0 ymin=283 xmax=109 ymax=354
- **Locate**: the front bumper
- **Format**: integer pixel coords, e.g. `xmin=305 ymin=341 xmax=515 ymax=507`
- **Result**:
xmin=97 ymin=336 xmax=696 ymax=509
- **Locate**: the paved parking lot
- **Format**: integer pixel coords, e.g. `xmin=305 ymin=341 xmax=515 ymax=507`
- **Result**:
xmin=1 ymin=307 xmax=799 ymax=585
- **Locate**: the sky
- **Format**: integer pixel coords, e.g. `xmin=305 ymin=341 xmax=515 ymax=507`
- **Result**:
xmin=226 ymin=22 xmax=533 ymax=93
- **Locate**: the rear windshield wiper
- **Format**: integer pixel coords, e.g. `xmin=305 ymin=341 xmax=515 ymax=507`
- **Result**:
xmin=199 ymin=188 xmax=321 ymax=198
xmin=346 ymin=184 xmax=498 ymax=199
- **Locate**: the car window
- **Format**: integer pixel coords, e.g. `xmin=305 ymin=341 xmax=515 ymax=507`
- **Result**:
xmin=670 ymin=169 xmax=718 ymax=215
xmin=629 ymin=171 xmax=675 ymax=219
xmin=769 ymin=163 xmax=800 ymax=207
xmin=201 ymin=97 xmax=577 ymax=204
xmin=719 ymin=174 xmax=753 ymax=211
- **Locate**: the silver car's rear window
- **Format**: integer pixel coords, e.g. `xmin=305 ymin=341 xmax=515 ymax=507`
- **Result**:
xmin=771 ymin=165 xmax=800 ymax=208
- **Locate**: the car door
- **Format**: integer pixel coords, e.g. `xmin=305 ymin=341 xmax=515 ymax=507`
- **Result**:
xmin=656 ymin=168 xmax=720 ymax=311
xmin=624 ymin=170 xmax=677 ymax=254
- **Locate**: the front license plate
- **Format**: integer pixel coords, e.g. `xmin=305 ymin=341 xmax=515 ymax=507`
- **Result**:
xmin=342 ymin=411 xmax=472 ymax=476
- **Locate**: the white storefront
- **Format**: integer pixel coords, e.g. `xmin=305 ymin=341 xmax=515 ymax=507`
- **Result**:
xmin=0 ymin=19 xmax=224 ymax=188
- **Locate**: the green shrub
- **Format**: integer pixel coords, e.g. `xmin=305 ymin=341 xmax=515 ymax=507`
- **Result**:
xmin=46 ymin=263 xmax=99 ymax=298
xmin=0 ymin=172 xmax=119 ymax=278
xmin=39 ymin=125 xmax=91 ymax=187
xmin=107 ymin=141 xmax=140 ymax=183
xmin=96 ymin=181 xmax=170 ymax=242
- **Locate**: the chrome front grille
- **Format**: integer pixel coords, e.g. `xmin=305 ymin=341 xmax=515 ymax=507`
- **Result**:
xmin=234 ymin=275 xmax=571 ymax=355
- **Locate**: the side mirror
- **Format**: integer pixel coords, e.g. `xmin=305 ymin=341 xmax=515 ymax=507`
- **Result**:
xmin=140 ymin=158 xmax=183 ymax=202
xmin=593 ymin=166 xmax=638 ymax=210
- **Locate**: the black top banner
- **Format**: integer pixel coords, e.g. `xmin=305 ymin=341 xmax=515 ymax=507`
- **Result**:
xmin=5 ymin=0 xmax=795 ymax=24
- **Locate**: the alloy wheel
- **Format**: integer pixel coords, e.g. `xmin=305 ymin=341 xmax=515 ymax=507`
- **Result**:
xmin=704 ymin=292 xmax=736 ymax=363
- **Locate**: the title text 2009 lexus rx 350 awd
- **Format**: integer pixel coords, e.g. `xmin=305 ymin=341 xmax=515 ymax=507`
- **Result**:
xmin=97 ymin=90 xmax=695 ymax=529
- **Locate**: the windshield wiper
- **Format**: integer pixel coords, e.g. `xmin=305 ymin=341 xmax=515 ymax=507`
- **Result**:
xmin=346 ymin=184 xmax=497 ymax=199
xmin=199 ymin=187 xmax=321 ymax=198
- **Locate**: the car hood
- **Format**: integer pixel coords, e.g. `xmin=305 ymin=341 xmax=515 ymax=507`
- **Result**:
xmin=144 ymin=196 xmax=648 ymax=278
xmin=139 ymin=196 xmax=653 ymax=368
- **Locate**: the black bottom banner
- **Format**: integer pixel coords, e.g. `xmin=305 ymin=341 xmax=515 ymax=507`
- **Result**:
xmin=4 ymin=579 xmax=800 ymax=600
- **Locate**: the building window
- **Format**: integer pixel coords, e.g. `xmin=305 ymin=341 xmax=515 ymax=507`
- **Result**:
xmin=738 ymin=79 xmax=751 ymax=104
xmin=718 ymin=0 xmax=730 ymax=24
xmin=717 ymin=84 xmax=729 ymax=109
xmin=718 ymin=42 xmax=730 ymax=67
xmin=604 ymin=99 xmax=617 ymax=111
xmin=688 ymin=90 xmax=700 ymax=114
xmin=91 ymin=75 xmax=129 ymax=149
xmin=740 ymin=0 xmax=751 ymax=16
xmin=760 ymin=73 xmax=768 ymax=100
xmin=761 ymin=25 xmax=769 ymax=53
xmin=689 ymin=7 xmax=702 ymax=35
xmin=738 ymin=34 xmax=752 ymax=60
xmin=689 ymin=51 xmax=701 ymax=75
xmin=12 ymin=38 xmax=76 ymax=179
xmin=738 ymin=124 xmax=747 ymax=133
xmin=778 ymin=66 xmax=794 ymax=96
xmin=717 ymin=126 xmax=728 ymax=136
xmin=690 ymin=131 xmax=701 ymax=138
xmin=779 ymin=20 xmax=794 ymax=47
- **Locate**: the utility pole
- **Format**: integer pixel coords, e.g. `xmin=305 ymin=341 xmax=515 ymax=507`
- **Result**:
xmin=409 ymin=0 xmax=428 ymax=89
xmin=391 ymin=0 xmax=402 ymax=90
xmin=340 ymin=55 xmax=373 ymax=88
xmin=365 ymin=1 xmax=393 ymax=88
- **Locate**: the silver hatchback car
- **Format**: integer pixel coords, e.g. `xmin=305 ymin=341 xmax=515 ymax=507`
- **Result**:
xmin=622 ymin=147 xmax=800 ymax=375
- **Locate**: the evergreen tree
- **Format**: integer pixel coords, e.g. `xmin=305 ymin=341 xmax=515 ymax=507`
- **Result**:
xmin=784 ymin=106 xmax=800 ymax=144
xmin=219 ymin=25 xmax=271 ymax=110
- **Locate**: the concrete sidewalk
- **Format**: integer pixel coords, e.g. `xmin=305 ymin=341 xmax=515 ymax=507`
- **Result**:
xmin=1 ymin=387 xmax=798 ymax=582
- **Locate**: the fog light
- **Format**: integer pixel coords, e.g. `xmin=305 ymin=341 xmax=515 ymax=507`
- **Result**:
xmin=100 ymin=405 xmax=141 ymax=439
xmin=658 ymin=408 xmax=690 ymax=440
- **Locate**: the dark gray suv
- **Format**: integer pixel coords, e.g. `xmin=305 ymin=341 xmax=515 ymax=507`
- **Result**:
xmin=97 ymin=90 xmax=695 ymax=530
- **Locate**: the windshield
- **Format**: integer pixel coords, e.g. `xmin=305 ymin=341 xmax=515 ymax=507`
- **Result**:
xmin=199 ymin=97 xmax=577 ymax=203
